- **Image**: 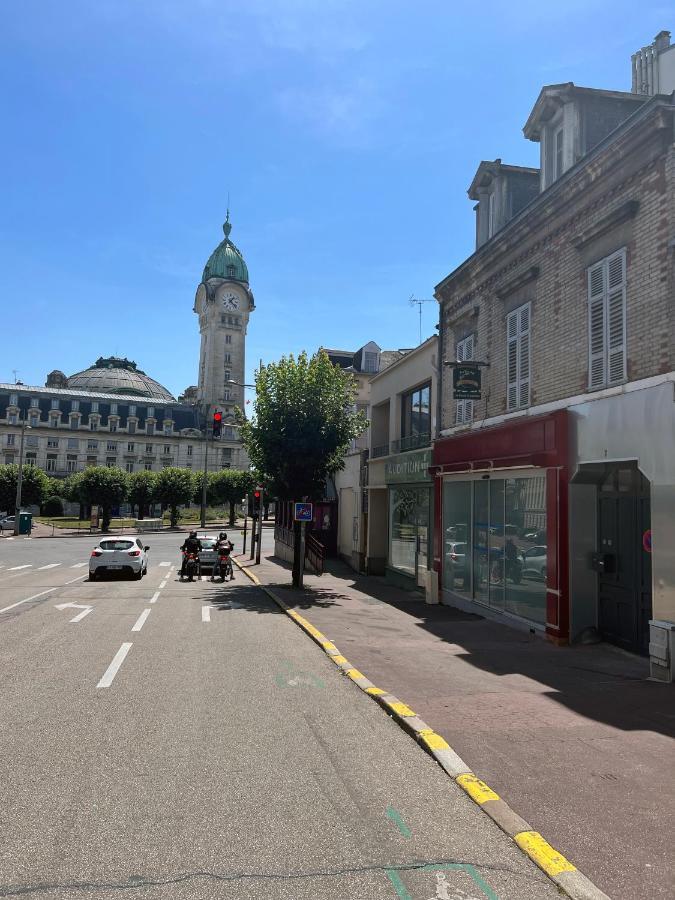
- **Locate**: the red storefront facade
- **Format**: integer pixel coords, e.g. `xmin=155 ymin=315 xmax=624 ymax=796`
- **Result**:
xmin=431 ymin=410 xmax=570 ymax=643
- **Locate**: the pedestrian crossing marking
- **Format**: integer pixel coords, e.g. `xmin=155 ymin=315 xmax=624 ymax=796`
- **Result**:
xmin=9 ymin=564 xmax=32 ymax=571
xmin=38 ymin=563 xmax=61 ymax=570
xmin=159 ymin=561 xmax=171 ymax=567
xmin=70 ymin=563 xmax=87 ymax=568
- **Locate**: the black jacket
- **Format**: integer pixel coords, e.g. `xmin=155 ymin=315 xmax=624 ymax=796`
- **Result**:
xmin=181 ymin=537 xmax=202 ymax=554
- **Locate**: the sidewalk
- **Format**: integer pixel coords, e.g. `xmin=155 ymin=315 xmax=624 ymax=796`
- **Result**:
xmin=241 ymin=552 xmax=675 ymax=900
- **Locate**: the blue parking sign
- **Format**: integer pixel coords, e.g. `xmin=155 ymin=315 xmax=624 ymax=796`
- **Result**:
xmin=294 ymin=502 xmax=313 ymax=522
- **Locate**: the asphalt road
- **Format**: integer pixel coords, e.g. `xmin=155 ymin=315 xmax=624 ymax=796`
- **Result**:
xmin=0 ymin=530 xmax=560 ymax=900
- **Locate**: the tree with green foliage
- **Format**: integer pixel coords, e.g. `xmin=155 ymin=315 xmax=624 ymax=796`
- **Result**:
xmin=0 ymin=464 xmax=49 ymax=515
xmin=40 ymin=475 xmax=68 ymax=517
xmin=238 ymin=350 xmax=367 ymax=585
xmin=207 ymin=468 xmax=255 ymax=526
xmin=72 ymin=466 xmax=129 ymax=532
xmin=127 ymin=470 xmax=157 ymax=519
xmin=154 ymin=467 xmax=195 ymax=527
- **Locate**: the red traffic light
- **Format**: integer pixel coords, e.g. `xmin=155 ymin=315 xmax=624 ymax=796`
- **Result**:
xmin=213 ymin=412 xmax=222 ymax=422
xmin=254 ymin=491 xmax=261 ymax=499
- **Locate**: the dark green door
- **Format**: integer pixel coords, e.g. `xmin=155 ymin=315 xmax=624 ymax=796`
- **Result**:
xmin=597 ymin=466 xmax=652 ymax=655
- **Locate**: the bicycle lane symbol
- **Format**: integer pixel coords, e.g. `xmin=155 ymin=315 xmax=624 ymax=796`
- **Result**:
xmin=385 ymin=864 xmax=498 ymax=900
xmin=274 ymin=659 xmax=325 ymax=689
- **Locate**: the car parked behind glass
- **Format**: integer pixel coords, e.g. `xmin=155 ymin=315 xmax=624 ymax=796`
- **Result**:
xmin=521 ymin=545 xmax=547 ymax=580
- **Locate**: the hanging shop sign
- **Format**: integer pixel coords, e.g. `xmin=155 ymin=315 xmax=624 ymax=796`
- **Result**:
xmin=453 ymin=364 xmax=482 ymax=400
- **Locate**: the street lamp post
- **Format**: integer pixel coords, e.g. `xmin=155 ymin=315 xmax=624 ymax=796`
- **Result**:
xmin=13 ymin=414 xmax=31 ymax=536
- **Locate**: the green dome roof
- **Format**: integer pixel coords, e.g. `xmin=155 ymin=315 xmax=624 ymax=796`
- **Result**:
xmin=202 ymin=215 xmax=249 ymax=283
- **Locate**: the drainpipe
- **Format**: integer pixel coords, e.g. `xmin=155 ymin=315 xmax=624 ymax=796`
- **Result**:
xmin=435 ymin=300 xmax=443 ymax=440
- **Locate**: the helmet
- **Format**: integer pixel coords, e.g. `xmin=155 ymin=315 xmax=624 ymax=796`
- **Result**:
xmin=189 ymin=530 xmax=197 ymax=538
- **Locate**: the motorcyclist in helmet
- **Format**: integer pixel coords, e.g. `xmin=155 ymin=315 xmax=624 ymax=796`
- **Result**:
xmin=212 ymin=532 xmax=234 ymax=580
xmin=180 ymin=530 xmax=202 ymax=577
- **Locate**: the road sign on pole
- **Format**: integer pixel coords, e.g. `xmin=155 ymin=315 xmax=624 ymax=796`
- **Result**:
xmin=294 ymin=502 xmax=313 ymax=522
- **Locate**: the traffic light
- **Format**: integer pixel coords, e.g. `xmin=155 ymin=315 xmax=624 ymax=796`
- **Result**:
xmin=212 ymin=411 xmax=223 ymax=438
xmin=251 ymin=489 xmax=261 ymax=515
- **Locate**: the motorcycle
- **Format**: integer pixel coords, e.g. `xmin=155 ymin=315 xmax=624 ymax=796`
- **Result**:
xmin=182 ymin=551 xmax=200 ymax=582
xmin=490 ymin=554 xmax=523 ymax=585
xmin=211 ymin=544 xmax=234 ymax=582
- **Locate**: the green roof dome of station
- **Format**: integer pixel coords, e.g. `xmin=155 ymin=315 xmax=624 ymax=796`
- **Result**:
xmin=202 ymin=214 xmax=249 ymax=284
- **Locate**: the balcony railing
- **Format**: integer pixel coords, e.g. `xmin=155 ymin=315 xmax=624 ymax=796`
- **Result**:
xmin=390 ymin=431 xmax=431 ymax=453
xmin=371 ymin=443 xmax=390 ymax=459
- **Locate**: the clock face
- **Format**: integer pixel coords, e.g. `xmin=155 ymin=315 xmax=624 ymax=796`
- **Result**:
xmin=221 ymin=291 xmax=240 ymax=311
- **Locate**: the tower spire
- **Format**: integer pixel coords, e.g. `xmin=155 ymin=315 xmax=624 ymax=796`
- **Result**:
xmin=223 ymin=194 xmax=231 ymax=237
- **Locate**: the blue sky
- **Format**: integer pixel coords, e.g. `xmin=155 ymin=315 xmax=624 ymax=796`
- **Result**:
xmin=0 ymin=2 xmax=669 ymax=396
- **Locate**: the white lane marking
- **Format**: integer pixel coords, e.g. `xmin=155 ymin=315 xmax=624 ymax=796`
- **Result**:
xmin=97 ymin=642 xmax=133 ymax=689
xmin=202 ymin=605 xmax=212 ymax=623
xmin=0 ymin=588 xmax=56 ymax=614
xmin=9 ymin=564 xmax=32 ymax=571
xmin=70 ymin=606 xmax=94 ymax=623
xmin=6 ymin=537 xmax=14 ymax=541
xmin=64 ymin=574 xmax=87 ymax=585
xmin=38 ymin=563 xmax=61 ymax=570
xmin=55 ymin=603 xmax=94 ymax=623
xmin=159 ymin=580 xmax=168 ymax=589
xmin=131 ymin=608 xmax=151 ymax=632
xmin=159 ymin=561 xmax=171 ymax=567
xmin=70 ymin=563 xmax=87 ymax=568
xmin=201 ymin=575 xmax=208 ymax=582
xmin=149 ymin=591 xmax=160 ymax=604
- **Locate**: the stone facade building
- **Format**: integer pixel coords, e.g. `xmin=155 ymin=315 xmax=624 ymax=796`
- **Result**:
xmin=432 ymin=31 xmax=675 ymax=656
xmin=0 ymin=217 xmax=254 ymax=483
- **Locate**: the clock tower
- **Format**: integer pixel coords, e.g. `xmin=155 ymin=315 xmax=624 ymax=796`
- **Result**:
xmin=194 ymin=213 xmax=255 ymax=468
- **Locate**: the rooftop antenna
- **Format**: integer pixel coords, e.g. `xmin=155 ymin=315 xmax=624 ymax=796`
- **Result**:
xmin=409 ymin=295 xmax=435 ymax=345
xmin=12 ymin=369 xmax=19 ymax=384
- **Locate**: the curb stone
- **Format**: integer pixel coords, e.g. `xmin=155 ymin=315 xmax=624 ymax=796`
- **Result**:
xmin=233 ymin=557 xmax=611 ymax=900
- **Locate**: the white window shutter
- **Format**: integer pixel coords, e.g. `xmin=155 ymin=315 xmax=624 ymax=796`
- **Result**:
xmin=455 ymin=334 xmax=474 ymax=424
xmin=607 ymin=249 xmax=626 ymax=385
xmin=507 ymin=310 xmax=519 ymax=410
xmin=518 ymin=304 xmax=531 ymax=408
xmin=588 ymin=260 xmax=606 ymax=389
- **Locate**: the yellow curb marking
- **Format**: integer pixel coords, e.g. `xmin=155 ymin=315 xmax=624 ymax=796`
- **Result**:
xmin=232 ymin=553 xmax=593 ymax=897
xmin=419 ymin=731 xmax=451 ymax=751
xmin=385 ymin=701 xmax=417 ymax=718
xmin=456 ymin=773 xmax=500 ymax=805
xmin=345 ymin=668 xmax=366 ymax=680
xmin=514 ymin=831 xmax=577 ymax=877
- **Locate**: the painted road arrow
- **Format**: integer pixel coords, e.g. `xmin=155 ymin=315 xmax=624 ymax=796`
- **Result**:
xmin=54 ymin=602 xmax=94 ymax=623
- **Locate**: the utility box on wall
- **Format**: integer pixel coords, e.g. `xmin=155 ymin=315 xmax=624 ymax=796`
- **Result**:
xmin=648 ymin=620 xmax=675 ymax=682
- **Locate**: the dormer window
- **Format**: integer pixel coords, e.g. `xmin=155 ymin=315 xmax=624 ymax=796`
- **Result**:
xmin=363 ymin=351 xmax=379 ymax=374
xmin=227 ymin=264 xmax=236 ymax=278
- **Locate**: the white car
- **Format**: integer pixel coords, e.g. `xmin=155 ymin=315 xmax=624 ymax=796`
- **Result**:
xmin=0 ymin=515 xmax=15 ymax=532
xmin=89 ymin=536 xmax=149 ymax=580
xmin=521 ymin=545 xmax=547 ymax=580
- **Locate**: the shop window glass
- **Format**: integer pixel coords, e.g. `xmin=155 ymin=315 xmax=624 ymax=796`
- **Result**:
xmin=443 ymin=475 xmax=547 ymax=627
xmin=472 ymin=480 xmax=490 ymax=606
xmin=442 ymin=481 xmax=471 ymax=593
xmin=389 ymin=486 xmax=429 ymax=577
xmin=504 ymin=476 xmax=547 ymax=624
xmin=488 ymin=479 xmax=505 ymax=610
